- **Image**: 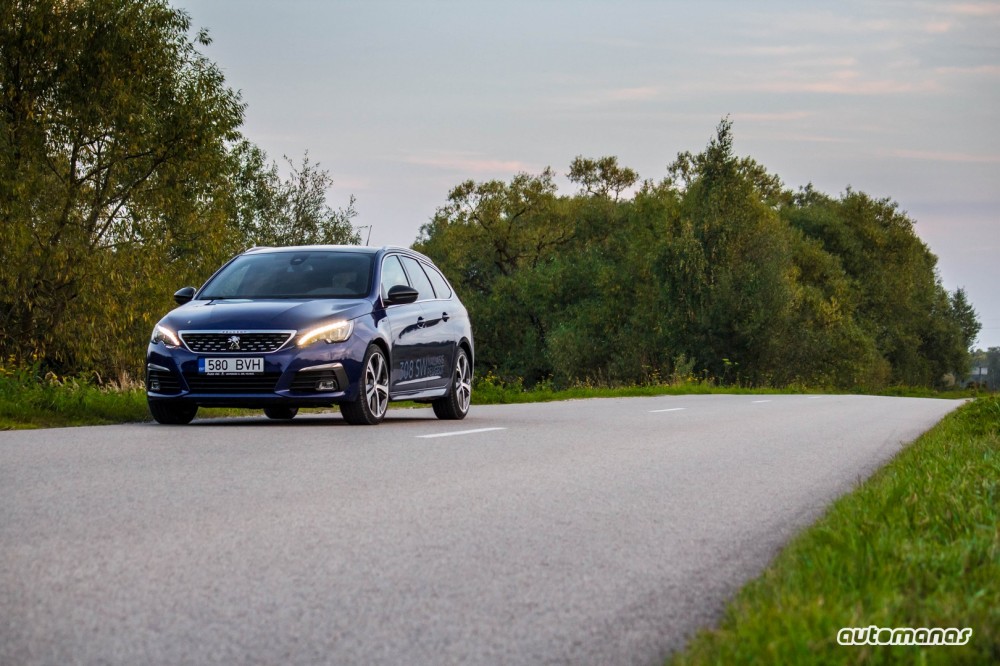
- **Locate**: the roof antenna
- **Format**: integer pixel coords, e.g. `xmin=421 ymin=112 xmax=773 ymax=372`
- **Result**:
xmin=365 ymin=225 xmax=373 ymax=246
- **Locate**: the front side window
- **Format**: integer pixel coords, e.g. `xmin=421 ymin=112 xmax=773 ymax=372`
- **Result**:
xmin=380 ymin=255 xmax=409 ymax=302
xmin=199 ymin=252 xmax=373 ymax=299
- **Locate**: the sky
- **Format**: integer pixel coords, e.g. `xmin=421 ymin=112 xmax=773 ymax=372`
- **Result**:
xmin=176 ymin=0 xmax=1000 ymax=349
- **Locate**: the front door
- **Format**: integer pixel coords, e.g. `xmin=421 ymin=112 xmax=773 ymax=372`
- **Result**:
xmin=379 ymin=255 xmax=434 ymax=395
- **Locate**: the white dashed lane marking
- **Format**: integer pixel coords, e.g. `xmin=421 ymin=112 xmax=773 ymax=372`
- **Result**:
xmin=416 ymin=427 xmax=507 ymax=439
xmin=649 ymin=408 xmax=687 ymax=413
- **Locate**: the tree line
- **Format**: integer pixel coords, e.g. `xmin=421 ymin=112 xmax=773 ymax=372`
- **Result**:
xmin=1 ymin=0 xmax=358 ymax=379
xmin=1 ymin=1 xmax=981 ymax=390
xmin=415 ymin=121 xmax=980 ymax=389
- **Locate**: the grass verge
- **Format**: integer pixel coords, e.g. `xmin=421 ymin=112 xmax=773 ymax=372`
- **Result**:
xmin=0 ymin=373 xmax=150 ymax=429
xmin=0 ymin=370 xmax=981 ymax=430
xmin=668 ymin=396 xmax=1000 ymax=665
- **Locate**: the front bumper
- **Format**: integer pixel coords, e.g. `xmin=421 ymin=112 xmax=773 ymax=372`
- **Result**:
xmin=146 ymin=340 xmax=363 ymax=408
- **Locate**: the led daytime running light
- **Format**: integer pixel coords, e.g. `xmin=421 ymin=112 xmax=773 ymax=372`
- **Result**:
xmin=152 ymin=324 xmax=181 ymax=347
xmin=298 ymin=320 xmax=354 ymax=346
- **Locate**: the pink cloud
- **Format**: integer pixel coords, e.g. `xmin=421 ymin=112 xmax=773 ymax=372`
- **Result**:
xmin=933 ymin=64 xmax=1000 ymax=76
xmin=752 ymin=76 xmax=939 ymax=95
xmin=735 ymin=111 xmax=814 ymax=122
xmin=949 ymin=2 xmax=1000 ymax=17
xmin=890 ymin=149 xmax=1000 ymax=164
xmin=603 ymin=86 xmax=661 ymax=102
xmin=404 ymin=153 xmax=539 ymax=175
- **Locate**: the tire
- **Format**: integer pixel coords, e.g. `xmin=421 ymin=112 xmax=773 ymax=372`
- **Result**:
xmin=433 ymin=347 xmax=471 ymax=420
xmin=341 ymin=344 xmax=389 ymax=425
xmin=148 ymin=400 xmax=198 ymax=425
xmin=264 ymin=406 xmax=298 ymax=420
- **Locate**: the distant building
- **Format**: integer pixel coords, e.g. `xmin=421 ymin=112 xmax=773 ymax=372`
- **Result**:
xmin=964 ymin=364 xmax=995 ymax=390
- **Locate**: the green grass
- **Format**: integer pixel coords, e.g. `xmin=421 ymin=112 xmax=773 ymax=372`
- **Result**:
xmin=668 ymin=396 xmax=1000 ymax=665
xmin=0 ymin=368 xmax=983 ymax=430
xmin=0 ymin=372 xmax=150 ymax=429
xmin=471 ymin=373 xmax=802 ymax=405
xmin=470 ymin=373 xmax=979 ymax=405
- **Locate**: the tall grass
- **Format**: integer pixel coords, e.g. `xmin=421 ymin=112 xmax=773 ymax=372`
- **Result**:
xmin=0 ymin=367 xmax=149 ymax=429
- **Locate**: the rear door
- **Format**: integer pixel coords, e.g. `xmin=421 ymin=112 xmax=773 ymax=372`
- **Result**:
xmin=399 ymin=255 xmax=455 ymax=392
xmin=379 ymin=254 xmax=430 ymax=395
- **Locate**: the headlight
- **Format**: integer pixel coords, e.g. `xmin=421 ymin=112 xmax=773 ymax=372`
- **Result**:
xmin=151 ymin=324 xmax=181 ymax=348
xmin=298 ymin=320 xmax=354 ymax=346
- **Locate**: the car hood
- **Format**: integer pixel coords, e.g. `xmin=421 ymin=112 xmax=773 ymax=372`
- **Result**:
xmin=160 ymin=298 xmax=373 ymax=332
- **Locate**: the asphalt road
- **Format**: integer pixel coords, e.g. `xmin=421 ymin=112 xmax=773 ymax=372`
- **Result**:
xmin=0 ymin=394 xmax=962 ymax=665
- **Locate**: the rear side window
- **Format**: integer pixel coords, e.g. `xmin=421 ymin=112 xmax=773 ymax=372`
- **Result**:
xmin=423 ymin=264 xmax=452 ymax=299
xmin=400 ymin=256 xmax=435 ymax=302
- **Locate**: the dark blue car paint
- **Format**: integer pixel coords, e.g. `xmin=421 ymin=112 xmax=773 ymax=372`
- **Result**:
xmin=146 ymin=246 xmax=473 ymax=412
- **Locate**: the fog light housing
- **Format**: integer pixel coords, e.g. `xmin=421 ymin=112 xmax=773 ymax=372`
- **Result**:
xmin=316 ymin=379 xmax=338 ymax=391
xmin=150 ymin=379 xmax=161 ymax=392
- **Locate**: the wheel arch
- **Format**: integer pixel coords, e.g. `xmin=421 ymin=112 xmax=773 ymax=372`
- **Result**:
xmin=458 ymin=338 xmax=474 ymax=378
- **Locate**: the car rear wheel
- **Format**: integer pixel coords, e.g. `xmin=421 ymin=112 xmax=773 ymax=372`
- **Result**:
xmin=433 ymin=348 xmax=471 ymax=420
xmin=148 ymin=400 xmax=197 ymax=425
xmin=341 ymin=344 xmax=389 ymax=425
xmin=264 ymin=406 xmax=298 ymax=420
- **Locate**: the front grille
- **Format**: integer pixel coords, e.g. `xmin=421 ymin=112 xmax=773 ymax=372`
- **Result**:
xmin=147 ymin=368 xmax=182 ymax=395
xmin=180 ymin=331 xmax=293 ymax=354
xmin=184 ymin=373 xmax=281 ymax=394
xmin=290 ymin=370 xmax=340 ymax=393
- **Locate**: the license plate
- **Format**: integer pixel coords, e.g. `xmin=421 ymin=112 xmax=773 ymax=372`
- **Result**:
xmin=198 ymin=357 xmax=264 ymax=375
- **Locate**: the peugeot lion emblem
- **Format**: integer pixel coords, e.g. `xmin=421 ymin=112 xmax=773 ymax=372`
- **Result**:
xmin=227 ymin=335 xmax=241 ymax=351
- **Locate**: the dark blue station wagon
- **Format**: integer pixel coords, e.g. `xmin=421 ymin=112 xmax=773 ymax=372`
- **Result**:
xmin=146 ymin=246 xmax=474 ymax=425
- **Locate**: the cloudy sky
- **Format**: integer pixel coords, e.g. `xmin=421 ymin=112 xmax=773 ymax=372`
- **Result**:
xmin=177 ymin=0 xmax=1000 ymax=349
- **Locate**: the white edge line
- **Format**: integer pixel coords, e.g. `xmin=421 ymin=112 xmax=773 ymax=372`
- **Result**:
xmin=416 ymin=427 xmax=507 ymax=439
xmin=649 ymin=407 xmax=687 ymax=413
xmin=751 ymin=400 xmax=772 ymax=403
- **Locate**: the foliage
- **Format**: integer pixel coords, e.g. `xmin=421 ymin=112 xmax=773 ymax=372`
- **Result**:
xmin=416 ymin=120 xmax=979 ymax=390
xmin=0 ymin=0 xmax=245 ymax=373
xmin=669 ymin=396 xmax=1000 ymax=665
xmin=0 ymin=0 xmax=358 ymax=380
xmin=228 ymin=141 xmax=360 ymax=248
xmin=0 ymin=363 xmax=149 ymax=429
xmin=0 ymin=3 xmax=976 ymax=389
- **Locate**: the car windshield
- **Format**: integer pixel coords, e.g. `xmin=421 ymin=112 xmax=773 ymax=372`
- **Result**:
xmin=199 ymin=251 xmax=374 ymax=300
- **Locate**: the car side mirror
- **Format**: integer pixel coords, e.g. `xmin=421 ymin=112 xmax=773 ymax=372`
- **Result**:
xmin=174 ymin=286 xmax=197 ymax=305
xmin=386 ymin=284 xmax=418 ymax=305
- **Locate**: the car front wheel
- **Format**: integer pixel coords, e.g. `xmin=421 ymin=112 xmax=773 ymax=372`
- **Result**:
xmin=433 ymin=348 xmax=471 ymax=420
xmin=341 ymin=344 xmax=389 ymax=425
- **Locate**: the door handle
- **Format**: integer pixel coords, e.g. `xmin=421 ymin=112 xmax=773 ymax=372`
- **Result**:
xmin=441 ymin=312 xmax=449 ymax=322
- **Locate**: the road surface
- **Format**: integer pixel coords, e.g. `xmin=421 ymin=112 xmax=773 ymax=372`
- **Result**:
xmin=0 ymin=394 xmax=962 ymax=665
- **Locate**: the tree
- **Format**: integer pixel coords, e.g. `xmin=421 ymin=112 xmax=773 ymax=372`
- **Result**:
xmin=660 ymin=119 xmax=799 ymax=384
xmin=0 ymin=0 xmax=245 ymax=372
xmin=415 ymin=169 xmax=573 ymax=382
xmin=229 ymin=142 xmax=359 ymax=248
xmin=950 ymin=288 xmax=980 ymax=352
xmin=414 ymin=119 xmax=981 ymax=391
xmin=568 ymin=155 xmax=638 ymax=201
xmin=786 ymin=186 xmax=968 ymax=385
